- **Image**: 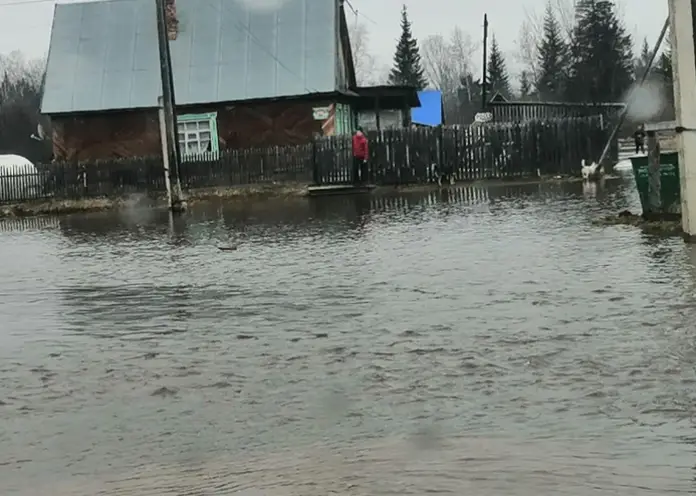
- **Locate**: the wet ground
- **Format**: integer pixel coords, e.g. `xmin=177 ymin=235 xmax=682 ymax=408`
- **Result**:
xmin=2 ymin=175 xmax=696 ymax=495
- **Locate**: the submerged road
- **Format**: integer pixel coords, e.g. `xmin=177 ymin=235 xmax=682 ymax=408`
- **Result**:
xmin=1 ymin=176 xmax=696 ymax=494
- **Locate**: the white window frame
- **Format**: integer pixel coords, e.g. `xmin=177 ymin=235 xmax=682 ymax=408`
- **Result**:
xmin=177 ymin=112 xmax=219 ymax=160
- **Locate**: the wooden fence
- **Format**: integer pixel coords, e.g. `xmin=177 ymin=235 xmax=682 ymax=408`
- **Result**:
xmin=488 ymin=101 xmax=625 ymax=123
xmin=0 ymin=145 xmax=313 ymax=204
xmin=314 ymin=116 xmax=607 ymax=185
xmin=0 ymin=116 xmax=607 ymax=204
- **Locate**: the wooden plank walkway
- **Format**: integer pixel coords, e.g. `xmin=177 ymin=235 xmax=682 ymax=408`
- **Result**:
xmin=307 ymin=184 xmax=376 ymax=197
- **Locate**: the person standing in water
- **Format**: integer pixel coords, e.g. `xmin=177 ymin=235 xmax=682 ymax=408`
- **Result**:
xmin=634 ymin=124 xmax=646 ymax=154
xmin=351 ymin=128 xmax=369 ymax=185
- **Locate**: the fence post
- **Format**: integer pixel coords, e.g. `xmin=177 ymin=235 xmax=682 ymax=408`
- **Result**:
xmin=62 ymin=161 xmax=69 ymax=199
xmin=80 ymin=164 xmax=88 ymax=196
xmin=453 ymin=125 xmax=460 ymax=179
xmin=311 ymin=136 xmax=319 ymax=185
xmin=437 ymin=125 xmax=444 ymax=174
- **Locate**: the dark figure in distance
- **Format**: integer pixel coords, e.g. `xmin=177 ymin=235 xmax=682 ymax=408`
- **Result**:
xmin=351 ymin=128 xmax=369 ymax=185
xmin=634 ymin=124 xmax=646 ymax=154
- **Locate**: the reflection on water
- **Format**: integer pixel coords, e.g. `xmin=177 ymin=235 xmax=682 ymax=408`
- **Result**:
xmin=2 ymin=177 xmax=696 ymax=495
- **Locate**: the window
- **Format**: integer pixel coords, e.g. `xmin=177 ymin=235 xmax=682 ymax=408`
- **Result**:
xmin=177 ymin=112 xmax=219 ymax=159
xmin=334 ymin=103 xmax=354 ymax=136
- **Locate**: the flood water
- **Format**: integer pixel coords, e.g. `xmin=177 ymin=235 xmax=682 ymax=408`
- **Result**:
xmin=2 ymin=176 xmax=696 ymax=495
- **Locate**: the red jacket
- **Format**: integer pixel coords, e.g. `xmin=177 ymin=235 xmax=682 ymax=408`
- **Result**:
xmin=352 ymin=132 xmax=368 ymax=160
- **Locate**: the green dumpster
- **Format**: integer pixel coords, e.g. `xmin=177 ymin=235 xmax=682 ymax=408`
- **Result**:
xmin=630 ymin=151 xmax=681 ymax=216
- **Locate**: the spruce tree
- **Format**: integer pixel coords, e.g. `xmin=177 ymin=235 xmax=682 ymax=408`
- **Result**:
xmin=565 ymin=0 xmax=634 ymax=102
xmin=388 ymin=5 xmax=428 ymax=89
xmin=487 ymin=35 xmax=511 ymax=99
xmin=655 ymin=34 xmax=672 ymax=82
xmin=634 ymin=37 xmax=652 ymax=79
xmin=536 ymin=2 xmax=569 ymax=100
xmin=656 ymin=33 xmax=674 ymax=118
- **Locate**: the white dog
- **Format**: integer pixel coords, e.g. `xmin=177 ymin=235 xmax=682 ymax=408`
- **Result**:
xmin=581 ymin=159 xmax=604 ymax=181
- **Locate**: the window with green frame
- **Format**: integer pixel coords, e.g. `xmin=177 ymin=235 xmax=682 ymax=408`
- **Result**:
xmin=334 ymin=103 xmax=354 ymax=135
xmin=177 ymin=112 xmax=219 ymax=159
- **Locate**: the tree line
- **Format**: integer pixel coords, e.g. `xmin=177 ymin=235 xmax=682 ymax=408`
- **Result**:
xmin=350 ymin=0 xmax=674 ymax=124
xmin=0 ymin=51 xmax=51 ymax=163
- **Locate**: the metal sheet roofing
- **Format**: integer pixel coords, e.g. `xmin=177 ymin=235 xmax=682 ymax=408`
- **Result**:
xmin=41 ymin=0 xmax=338 ymax=114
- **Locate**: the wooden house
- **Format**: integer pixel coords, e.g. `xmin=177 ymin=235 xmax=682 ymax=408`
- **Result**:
xmin=41 ymin=0 xmax=419 ymax=161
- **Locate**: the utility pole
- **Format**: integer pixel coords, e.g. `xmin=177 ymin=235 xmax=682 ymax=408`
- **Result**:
xmin=481 ymin=14 xmax=488 ymax=112
xmin=667 ymin=0 xmax=696 ymax=239
xmin=155 ymin=0 xmax=185 ymax=212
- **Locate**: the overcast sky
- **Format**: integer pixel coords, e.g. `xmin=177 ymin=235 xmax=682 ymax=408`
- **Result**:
xmin=0 ymin=0 xmax=668 ymax=78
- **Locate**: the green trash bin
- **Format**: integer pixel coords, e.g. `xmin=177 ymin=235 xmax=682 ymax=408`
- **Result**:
xmin=630 ymin=151 xmax=681 ymax=216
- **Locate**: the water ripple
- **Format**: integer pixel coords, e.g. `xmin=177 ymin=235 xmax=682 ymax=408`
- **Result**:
xmin=1 ymin=179 xmax=696 ymax=494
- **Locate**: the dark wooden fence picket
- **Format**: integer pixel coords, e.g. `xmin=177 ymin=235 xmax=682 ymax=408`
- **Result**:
xmin=0 ymin=115 xmax=609 ymax=204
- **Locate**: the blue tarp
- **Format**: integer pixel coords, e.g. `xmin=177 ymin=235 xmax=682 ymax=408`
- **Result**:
xmin=411 ymin=90 xmax=443 ymax=126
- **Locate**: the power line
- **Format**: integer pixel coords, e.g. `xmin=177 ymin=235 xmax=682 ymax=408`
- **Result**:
xmin=344 ymin=0 xmax=357 ymax=16
xmin=344 ymin=0 xmax=377 ymax=26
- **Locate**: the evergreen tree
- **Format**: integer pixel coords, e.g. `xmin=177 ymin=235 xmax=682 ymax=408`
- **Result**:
xmin=655 ymin=33 xmax=672 ymax=82
xmin=634 ymin=37 xmax=652 ymax=79
xmin=487 ymin=35 xmax=511 ymax=99
xmin=388 ymin=5 xmax=428 ymax=89
xmin=519 ymin=71 xmax=532 ymax=99
xmin=536 ymin=2 xmax=569 ymax=100
xmin=655 ymin=32 xmax=674 ymax=118
xmin=565 ymin=0 xmax=634 ymax=102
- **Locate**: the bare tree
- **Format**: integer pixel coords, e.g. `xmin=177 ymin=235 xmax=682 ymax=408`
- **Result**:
xmin=554 ymin=0 xmax=576 ymax=40
xmin=421 ymin=27 xmax=478 ymax=124
xmin=422 ymin=35 xmax=452 ymax=90
xmin=422 ymin=27 xmax=477 ymax=93
xmin=0 ymin=51 xmax=52 ymax=162
xmin=450 ymin=27 xmax=478 ymax=74
xmin=347 ymin=19 xmax=378 ymax=85
xmin=515 ymin=18 xmax=542 ymax=84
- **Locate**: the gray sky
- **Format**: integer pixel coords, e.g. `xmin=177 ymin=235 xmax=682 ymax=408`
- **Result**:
xmin=0 ymin=0 xmax=668 ymax=78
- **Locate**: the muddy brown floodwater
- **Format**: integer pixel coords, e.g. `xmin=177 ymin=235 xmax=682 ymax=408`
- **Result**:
xmin=2 ymin=176 xmax=696 ymax=495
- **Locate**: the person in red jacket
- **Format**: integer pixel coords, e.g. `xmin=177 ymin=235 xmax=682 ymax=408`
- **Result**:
xmin=351 ymin=128 xmax=369 ymax=185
